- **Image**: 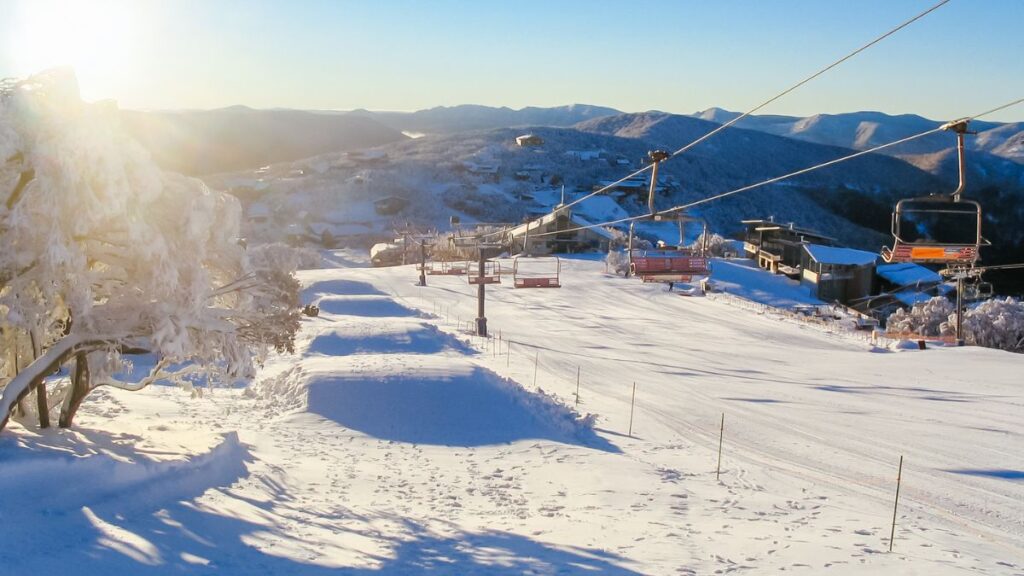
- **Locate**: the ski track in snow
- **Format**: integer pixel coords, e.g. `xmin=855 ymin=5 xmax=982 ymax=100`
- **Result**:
xmin=2 ymin=254 xmax=1023 ymax=575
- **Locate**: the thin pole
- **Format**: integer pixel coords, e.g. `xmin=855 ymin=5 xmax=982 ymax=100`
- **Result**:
xmin=575 ymin=366 xmax=581 ymax=406
xmin=533 ymin=351 xmax=539 ymax=387
xmin=889 ymin=455 xmax=904 ymax=553
xmin=628 ymin=382 xmax=637 ymax=437
xmin=716 ymin=413 xmax=725 ymax=481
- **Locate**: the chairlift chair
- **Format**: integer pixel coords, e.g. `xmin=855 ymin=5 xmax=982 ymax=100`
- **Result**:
xmin=467 ymin=260 xmax=501 ymax=285
xmin=424 ymin=260 xmax=468 ymax=275
xmin=512 ymin=256 xmax=561 ymax=288
xmin=629 ymin=249 xmax=709 ymax=283
xmin=882 ymin=119 xmax=988 ymax=265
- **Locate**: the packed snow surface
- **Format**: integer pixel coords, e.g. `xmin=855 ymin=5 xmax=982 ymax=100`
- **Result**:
xmin=2 ymin=254 xmax=1023 ymax=574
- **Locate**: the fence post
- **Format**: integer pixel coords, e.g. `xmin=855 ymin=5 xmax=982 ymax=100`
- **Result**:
xmin=716 ymin=413 xmax=725 ymax=481
xmin=533 ymin=351 xmax=539 ymax=388
xmin=575 ymin=366 xmax=581 ymax=406
xmin=889 ymin=455 xmax=904 ymax=552
xmin=628 ymin=382 xmax=637 ymax=437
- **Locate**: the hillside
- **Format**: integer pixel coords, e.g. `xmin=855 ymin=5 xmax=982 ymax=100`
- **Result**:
xmin=354 ymin=104 xmax=621 ymax=135
xmin=4 ymin=254 xmax=1022 ymax=574
xmin=120 ymin=107 xmax=408 ymax=175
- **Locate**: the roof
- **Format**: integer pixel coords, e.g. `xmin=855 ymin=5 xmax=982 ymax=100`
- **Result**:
xmin=742 ymin=219 xmax=833 ymax=240
xmin=876 ymin=263 xmax=941 ymax=286
xmin=803 ymin=244 xmax=878 ymax=266
xmin=506 ymin=209 xmax=615 ymax=241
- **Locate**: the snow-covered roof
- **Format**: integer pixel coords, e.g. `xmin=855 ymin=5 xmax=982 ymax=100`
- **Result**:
xmin=894 ymin=290 xmax=937 ymax=306
xmin=803 ymin=244 xmax=878 ymax=266
xmin=506 ymin=209 xmax=615 ymax=241
xmin=876 ymin=263 xmax=941 ymax=286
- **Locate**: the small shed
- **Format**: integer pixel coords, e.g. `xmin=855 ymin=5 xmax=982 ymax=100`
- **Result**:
xmin=800 ymin=244 xmax=878 ymax=305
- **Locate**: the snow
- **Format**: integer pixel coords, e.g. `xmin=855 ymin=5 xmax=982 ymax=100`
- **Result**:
xmin=803 ymin=243 xmax=879 ymax=266
xmin=3 ymin=255 xmax=1024 ymax=574
xmin=876 ymin=262 xmax=942 ymax=286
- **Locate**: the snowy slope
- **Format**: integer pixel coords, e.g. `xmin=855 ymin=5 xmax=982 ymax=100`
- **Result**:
xmin=2 ymin=254 xmax=1022 ymax=574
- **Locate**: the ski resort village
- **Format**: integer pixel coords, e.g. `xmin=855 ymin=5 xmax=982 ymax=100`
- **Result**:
xmin=2 ymin=1 xmax=1024 ymax=574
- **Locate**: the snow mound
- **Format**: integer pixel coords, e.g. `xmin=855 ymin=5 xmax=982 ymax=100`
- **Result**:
xmin=302 ymin=358 xmax=610 ymax=449
xmin=301 ymin=320 xmax=474 ymax=356
xmin=316 ymin=295 xmax=422 ymax=317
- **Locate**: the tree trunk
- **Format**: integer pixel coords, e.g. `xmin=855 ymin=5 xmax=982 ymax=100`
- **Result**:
xmin=0 ymin=334 xmax=87 ymax=434
xmin=30 ymin=329 xmax=49 ymax=428
xmin=59 ymin=352 xmax=90 ymax=428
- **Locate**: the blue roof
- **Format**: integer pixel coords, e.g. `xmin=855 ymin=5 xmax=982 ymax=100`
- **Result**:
xmin=803 ymin=244 xmax=878 ymax=266
xmin=876 ymin=263 xmax=941 ymax=286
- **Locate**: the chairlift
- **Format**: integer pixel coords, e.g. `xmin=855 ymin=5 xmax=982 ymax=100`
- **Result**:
xmin=467 ymin=260 xmax=501 ymax=285
xmin=420 ymin=261 xmax=468 ymax=275
xmin=629 ymin=249 xmax=710 ymax=283
xmin=882 ymin=120 xmax=988 ymax=265
xmin=512 ymin=256 xmax=561 ymax=288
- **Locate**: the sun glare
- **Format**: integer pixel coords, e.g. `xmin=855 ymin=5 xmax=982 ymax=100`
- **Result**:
xmin=10 ymin=0 xmax=146 ymax=96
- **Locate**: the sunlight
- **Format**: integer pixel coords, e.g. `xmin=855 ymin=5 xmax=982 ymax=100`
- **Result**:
xmin=9 ymin=0 xmax=147 ymax=92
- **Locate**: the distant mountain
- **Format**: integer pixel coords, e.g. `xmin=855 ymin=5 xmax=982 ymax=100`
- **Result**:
xmin=575 ymin=112 xmax=941 ymax=195
xmin=357 ymin=104 xmax=621 ymax=135
xmin=693 ymin=108 xmax=1022 ymax=161
xmin=691 ymin=108 xmax=1024 ymax=191
xmin=120 ymin=107 xmax=407 ymax=175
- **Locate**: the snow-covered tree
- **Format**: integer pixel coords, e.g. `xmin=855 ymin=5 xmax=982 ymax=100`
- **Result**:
xmin=885 ymin=296 xmax=954 ymax=336
xmin=948 ymin=297 xmax=1024 ymax=352
xmin=0 ymin=69 xmax=300 ymax=432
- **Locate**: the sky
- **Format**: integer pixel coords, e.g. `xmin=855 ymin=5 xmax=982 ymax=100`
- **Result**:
xmin=1 ymin=0 xmax=1023 ymax=121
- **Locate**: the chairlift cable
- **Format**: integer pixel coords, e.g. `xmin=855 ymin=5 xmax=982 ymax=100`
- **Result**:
xmin=477 ymin=0 xmax=951 ymax=243
xmin=523 ymin=95 xmax=1024 ymax=241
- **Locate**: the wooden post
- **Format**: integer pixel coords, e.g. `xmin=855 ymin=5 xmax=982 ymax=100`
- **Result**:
xmin=628 ymin=382 xmax=637 ymax=437
xmin=575 ymin=366 xmax=581 ymax=406
xmin=889 ymin=455 xmax=904 ymax=552
xmin=533 ymin=350 xmax=539 ymax=387
xmin=716 ymin=413 xmax=725 ymax=481
xmin=475 ymin=248 xmax=488 ymax=337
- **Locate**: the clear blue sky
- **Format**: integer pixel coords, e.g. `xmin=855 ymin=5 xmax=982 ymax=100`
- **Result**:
xmin=1 ymin=0 xmax=1022 ymax=121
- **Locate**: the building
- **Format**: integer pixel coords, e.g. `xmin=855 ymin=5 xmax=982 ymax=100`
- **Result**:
xmin=505 ymin=208 xmax=614 ymax=255
xmin=373 ymin=196 xmax=409 ymax=215
xmin=742 ymin=219 xmax=834 ymax=275
xmin=515 ymin=134 xmax=544 ymax=147
xmin=463 ymin=161 xmax=501 ymax=182
xmin=800 ymin=244 xmax=878 ymax=304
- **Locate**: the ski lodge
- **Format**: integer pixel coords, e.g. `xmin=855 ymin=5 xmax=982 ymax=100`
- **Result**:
xmin=504 ymin=208 xmax=614 ymax=255
xmin=799 ymin=244 xmax=878 ymax=305
xmin=742 ymin=219 xmax=834 ymax=276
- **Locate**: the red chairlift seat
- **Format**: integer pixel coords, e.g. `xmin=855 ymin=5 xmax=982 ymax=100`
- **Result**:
xmin=421 ymin=261 xmax=469 ymax=275
xmin=512 ymin=257 xmax=561 ymax=288
xmin=629 ymin=249 xmax=709 ymax=283
xmin=467 ymin=260 xmax=501 ymax=285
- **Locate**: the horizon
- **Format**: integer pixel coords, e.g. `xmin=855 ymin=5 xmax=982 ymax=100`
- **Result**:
xmin=2 ymin=0 xmax=1023 ymax=122
xmin=121 ymin=101 xmax=1023 ymax=124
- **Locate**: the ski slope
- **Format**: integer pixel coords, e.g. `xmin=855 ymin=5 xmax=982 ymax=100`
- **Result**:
xmin=2 ymin=254 xmax=1022 ymax=574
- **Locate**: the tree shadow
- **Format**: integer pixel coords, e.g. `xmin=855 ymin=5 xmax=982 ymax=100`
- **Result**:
xmin=946 ymin=469 xmax=1024 ymax=480
xmin=2 ymin=431 xmax=635 ymax=574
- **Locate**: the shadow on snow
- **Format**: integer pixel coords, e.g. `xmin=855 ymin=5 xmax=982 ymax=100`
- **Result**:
xmin=305 ymin=366 xmax=617 ymax=452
